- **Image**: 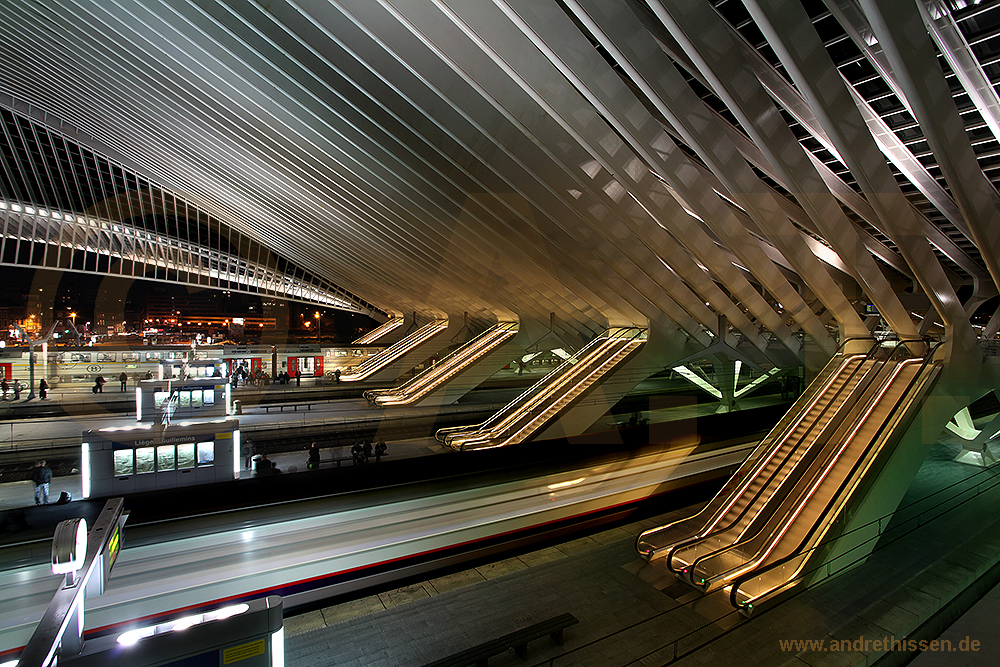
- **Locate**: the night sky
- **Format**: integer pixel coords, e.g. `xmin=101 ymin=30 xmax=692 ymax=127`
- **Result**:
xmin=2 ymin=266 xmax=378 ymax=343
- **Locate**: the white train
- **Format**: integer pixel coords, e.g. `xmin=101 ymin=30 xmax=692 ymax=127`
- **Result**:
xmin=0 ymin=438 xmax=753 ymax=660
xmin=0 ymin=343 xmax=384 ymax=388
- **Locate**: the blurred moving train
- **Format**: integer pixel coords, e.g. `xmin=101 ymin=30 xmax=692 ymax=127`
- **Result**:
xmin=0 ymin=437 xmax=753 ymax=660
xmin=0 ymin=343 xmax=384 ymax=387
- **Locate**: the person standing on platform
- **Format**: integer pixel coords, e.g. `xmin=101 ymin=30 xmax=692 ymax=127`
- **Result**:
xmin=243 ymin=439 xmax=254 ymax=470
xmin=31 ymin=460 xmax=52 ymax=505
xmin=362 ymin=440 xmax=373 ymax=463
xmin=351 ymin=442 xmax=363 ymax=465
xmin=12 ymin=379 xmax=21 ymax=401
xmin=1 ymin=378 xmax=7 ymax=399
xmin=308 ymin=442 xmax=320 ymax=470
xmin=39 ymin=378 xmax=48 ymax=399
xmin=295 ymin=370 xmax=301 ymax=387
xmin=375 ymin=440 xmax=387 ymax=463
xmin=119 ymin=371 xmax=128 ymax=391
xmin=334 ymin=368 xmax=341 ymax=384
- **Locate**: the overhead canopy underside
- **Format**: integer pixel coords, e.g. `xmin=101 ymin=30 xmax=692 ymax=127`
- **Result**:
xmin=1 ymin=0 xmax=998 ymax=349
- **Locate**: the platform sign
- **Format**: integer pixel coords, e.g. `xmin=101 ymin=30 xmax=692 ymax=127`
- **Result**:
xmin=86 ymin=500 xmax=127 ymax=598
xmin=15 ymin=499 xmax=128 ymax=667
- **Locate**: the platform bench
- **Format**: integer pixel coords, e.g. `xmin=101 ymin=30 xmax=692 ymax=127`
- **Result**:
xmin=263 ymin=403 xmax=312 ymax=413
xmin=420 ymin=639 xmax=506 ymax=667
xmin=499 ymin=613 xmax=578 ymax=659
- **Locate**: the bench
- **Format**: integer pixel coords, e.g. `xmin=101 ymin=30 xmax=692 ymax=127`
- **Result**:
xmin=499 ymin=613 xmax=578 ymax=659
xmin=316 ymin=456 xmax=352 ymax=468
xmin=263 ymin=403 xmax=313 ymax=413
xmin=421 ymin=613 xmax=578 ymax=667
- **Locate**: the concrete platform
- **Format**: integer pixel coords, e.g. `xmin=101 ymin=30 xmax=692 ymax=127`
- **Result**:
xmin=280 ymin=439 xmax=1000 ymax=667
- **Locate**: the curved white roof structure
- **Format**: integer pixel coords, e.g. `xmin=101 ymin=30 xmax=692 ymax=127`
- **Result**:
xmin=0 ymin=0 xmax=998 ymax=352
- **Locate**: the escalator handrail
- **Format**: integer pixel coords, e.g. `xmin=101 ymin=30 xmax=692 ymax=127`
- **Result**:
xmin=442 ymin=328 xmax=646 ymax=448
xmin=727 ymin=340 xmax=943 ymax=609
xmin=377 ymin=324 xmax=518 ymax=406
xmin=662 ymin=344 xmax=885 ymax=573
xmin=480 ymin=330 xmax=647 ymax=448
xmin=344 ymin=320 xmax=448 ymax=377
xmin=635 ymin=337 xmax=878 ymax=558
xmin=435 ymin=328 xmax=643 ymax=443
xmin=370 ymin=322 xmax=517 ymax=403
xmin=436 ymin=327 xmax=646 ymax=449
xmin=687 ymin=349 xmax=913 ymax=587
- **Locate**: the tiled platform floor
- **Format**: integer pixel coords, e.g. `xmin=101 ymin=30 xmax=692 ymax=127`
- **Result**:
xmin=283 ymin=440 xmax=1000 ymax=667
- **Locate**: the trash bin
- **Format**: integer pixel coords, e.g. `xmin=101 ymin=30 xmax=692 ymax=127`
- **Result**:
xmin=233 ymin=399 xmax=242 ymax=415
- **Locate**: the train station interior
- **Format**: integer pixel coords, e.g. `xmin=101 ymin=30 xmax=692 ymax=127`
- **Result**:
xmin=3 ymin=0 xmax=1000 ymax=665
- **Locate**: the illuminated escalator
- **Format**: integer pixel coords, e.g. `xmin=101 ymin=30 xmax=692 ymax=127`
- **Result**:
xmin=678 ymin=353 xmax=905 ymax=589
xmin=435 ymin=327 xmax=646 ymax=451
xmin=364 ymin=322 xmax=518 ymax=406
xmin=636 ymin=345 xmax=879 ymax=567
xmin=725 ymin=352 xmax=939 ymax=614
xmin=352 ymin=316 xmax=404 ymax=345
xmin=339 ymin=320 xmax=448 ymax=382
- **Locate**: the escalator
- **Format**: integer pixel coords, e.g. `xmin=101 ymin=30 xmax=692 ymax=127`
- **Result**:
xmin=436 ymin=327 xmax=646 ymax=451
xmin=636 ymin=337 xmax=940 ymax=613
xmin=679 ymin=352 xmax=906 ymax=589
xmin=364 ymin=322 xmax=518 ymax=406
xmin=353 ymin=316 xmax=404 ymax=345
xmin=339 ymin=320 xmax=448 ymax=381
xmin=636 ymin=342 xmax=880 ymax=565
xmin=726 ymin=351 xmax=940 ymax=613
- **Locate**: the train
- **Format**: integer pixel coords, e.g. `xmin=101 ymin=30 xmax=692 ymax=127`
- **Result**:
xmin=0 ymin=437 xmax=752 ymax=661
xmin=0 ymin=343 xmax=384 ymax=388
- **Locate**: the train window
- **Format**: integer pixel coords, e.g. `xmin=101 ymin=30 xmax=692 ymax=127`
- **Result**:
xmin=113 ymin=450 xmax=133 ymax=476
xmin=135 ymin=447 xmax=155 ymax=474
xmin=176 ymin=443 xmax=195 ymax=469
xmin=334 ymin=350 xmax=348 ymax=357
xmin=145 ymin=352 xmax=162 ymax=361
xmin=157 ymin=446 xmax=175 ymax=471
xmin=203 ymin=389 xmax=215 ymax=405
xmin=153 ymin=391 xmax=169 ymax=410
xmin=97 ymin=353 xmax=117 ymax=362
xmin=190 ymin=390 xmax=203 ymax=408
xmin=353 ymin=349 xmax=364 ymax=356
xmin=71 ymin=352 xmax=91 ymax=363
xmin=179 ymin=391 xmax=191 ymax=407
xmin=167 ymin=352 xmax=184 ymax=360
xmin=122 ymin=352 xmax=139 ymax=362
xmin=196 ymin=441 xmax=214 ymax=466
